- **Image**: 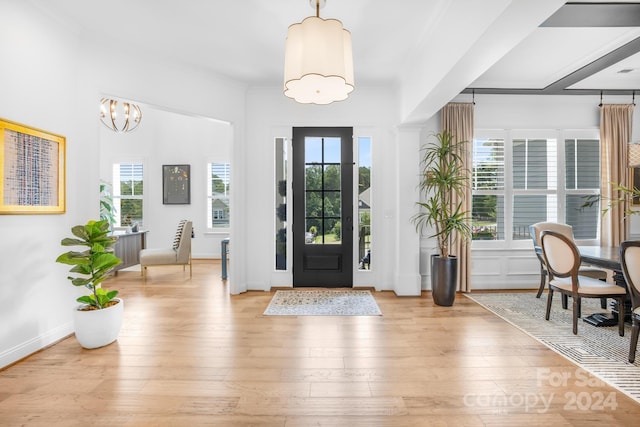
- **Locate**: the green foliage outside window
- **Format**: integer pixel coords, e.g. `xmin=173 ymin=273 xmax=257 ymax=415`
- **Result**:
xmin=472 ymin=143 xmax=502 ymax=240
xmin=305 ymin=164 xmax=342 ymax=243
xmin=211 ymin=174 xmax=229 ymax=194
xmin=359 ymin=166 xmax=370 ymax=192
xmin=120 ymin=179 xmax=143 ymax=196
xmin=119 ymin=180 xmax=143 ymax=225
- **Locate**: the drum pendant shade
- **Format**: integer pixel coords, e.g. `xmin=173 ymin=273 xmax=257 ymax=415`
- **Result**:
xmin=284 ymin=13 xmax=354 ymax=104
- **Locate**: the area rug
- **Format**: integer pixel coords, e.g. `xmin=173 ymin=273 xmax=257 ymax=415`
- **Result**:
xmin=263 ymin=290 xmax=382 ymax=316
xmin=465 ymin=292 xmax=640 ymax=403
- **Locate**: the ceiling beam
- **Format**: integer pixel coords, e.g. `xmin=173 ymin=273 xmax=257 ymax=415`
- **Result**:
xmin=545 ymin=36 xmax=640 ymax=92
xmin=540 ymin=3 xmax=640 ymax=27
xmin=462 ymin=3 xmax=640 ymax=96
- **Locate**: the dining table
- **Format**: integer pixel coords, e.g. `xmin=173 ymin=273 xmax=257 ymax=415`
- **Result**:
xmin=577 ymin=245 xmax=631 ymax=327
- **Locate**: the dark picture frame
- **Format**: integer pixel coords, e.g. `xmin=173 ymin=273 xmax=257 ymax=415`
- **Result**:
xmin=0 ymin=118 xmax=66 ymax=214
xmin=163 ymin=164 xmax=190 ymax=205
xmin=631 ymin=167 xmax=640 ymax=206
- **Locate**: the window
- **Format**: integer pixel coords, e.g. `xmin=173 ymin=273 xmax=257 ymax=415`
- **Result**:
xmin=275 ymin=137 xmax=288 ymax=270
xmin=512 ymin=137 xmax=558 ymax=240
xmin=304 ymin=136 xmax=342 ymax=244
xmin=207 ymin=162 xmax=230 ymax=229
xmin=565 ymin=138 xmax=600 ymax=239
xmin=112 ymin=163 xmax=144 ymax=227
xmin=471 ymin=131 xmax=600 ymax=243
xmin=358 ymin=136 xmax=371 ymax=270
xmin=472 ymin=137 xmax=505 ymax=240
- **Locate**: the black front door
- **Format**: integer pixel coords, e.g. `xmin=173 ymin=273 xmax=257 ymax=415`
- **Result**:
xmin=292 ymin=127 xmax=353 ymax=287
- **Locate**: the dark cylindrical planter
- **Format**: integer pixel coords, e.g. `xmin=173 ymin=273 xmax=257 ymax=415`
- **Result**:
xmin=431 ymin=255 xmax=458 ymax=306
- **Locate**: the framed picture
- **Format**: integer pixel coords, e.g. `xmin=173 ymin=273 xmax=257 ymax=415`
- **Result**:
xmin=631 ymin=167 xmax=640 ymax=206
xmin=0 ymin=118 xmax=66 ymax=214
xmin=163 ymin=164 xmax=190 ymax=204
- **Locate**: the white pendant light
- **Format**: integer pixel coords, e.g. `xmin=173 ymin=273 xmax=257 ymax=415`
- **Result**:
xmin=284 ymin=0 xmax=354 ymax=105
xmin=100 ymin=98 xmax=142 ymax=133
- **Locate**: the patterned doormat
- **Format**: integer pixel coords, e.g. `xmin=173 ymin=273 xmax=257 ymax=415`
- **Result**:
xmin=263 ymin=290 xmax=382 ymax=316
xmin=465 ymin=292 xmax=640 ymax=403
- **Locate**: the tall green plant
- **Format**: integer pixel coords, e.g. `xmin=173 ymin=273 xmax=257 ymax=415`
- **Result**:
xmin=582 ymin=182 xmax=640 ymax=217
xmin=56 ymin=219 xmax=122 ymax=309
xmin=412 ymin=131 xmax=471 ymax=258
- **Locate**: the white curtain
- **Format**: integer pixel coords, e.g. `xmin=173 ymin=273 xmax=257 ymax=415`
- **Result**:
xmin=600 ymin=104 xmax=634 ymax=247
xmin=441 ymin=102 xmax=474 ymax=292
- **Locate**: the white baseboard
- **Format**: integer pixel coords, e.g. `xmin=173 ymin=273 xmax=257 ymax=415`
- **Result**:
xmin=0 ymin=322 xmax=73 ymax=369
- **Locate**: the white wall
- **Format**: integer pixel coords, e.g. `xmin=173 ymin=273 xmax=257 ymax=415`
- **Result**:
xmin=244 ymin=86 xmax=415 ymax=293
xmin=81 ymin=40 xmax=247 ymax=268
xmin=99 ymin=106 xmax=233 ymax=258
xmin=0 ymin=1 xmax=247 ymax=367
xmin=76 ymin=20 xmax=249 ymax=296
xmin=0 ymin=1 xmax=93 ymax=367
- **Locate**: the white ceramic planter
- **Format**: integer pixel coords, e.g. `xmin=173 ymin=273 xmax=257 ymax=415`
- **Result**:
xmin=73 ymin=298 xmax=124 ymax=349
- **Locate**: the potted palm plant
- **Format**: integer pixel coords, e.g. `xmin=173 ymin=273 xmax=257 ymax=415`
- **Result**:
xmin=56 ymin=219 xmax=123 ymax=348
xmin=582 ymin=182 xmax=640 ymax=217
xmin=412 ymin=131 xmax=471 ymax=306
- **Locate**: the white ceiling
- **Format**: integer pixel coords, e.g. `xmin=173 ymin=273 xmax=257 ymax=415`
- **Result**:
xmin=26 ymin=0 xmax=640 ymax=120
xmin=469 ymin=27 xmax=640 ymax=90
xmin=29 ymin=0 xmax=446 ymax=87
xmin=468 ymin=1 xmax=640 ymax=95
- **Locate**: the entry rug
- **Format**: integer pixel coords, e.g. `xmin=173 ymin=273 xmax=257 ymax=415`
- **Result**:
xmin=263 ymin=290 xmax=382 ymax=316
xmin=465 ymin=292 xmax=640 ymax=403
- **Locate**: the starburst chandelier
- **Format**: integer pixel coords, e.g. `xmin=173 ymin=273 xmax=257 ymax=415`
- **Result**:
xmin=100 ymin=98 xmax=142 ymax=133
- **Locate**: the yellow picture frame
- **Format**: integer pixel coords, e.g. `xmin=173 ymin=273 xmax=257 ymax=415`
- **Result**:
xmin=0 ymin=118 xmax=66 ymax=214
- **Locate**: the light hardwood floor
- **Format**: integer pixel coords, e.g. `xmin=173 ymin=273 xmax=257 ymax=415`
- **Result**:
xmin=1 ymin=259 xmax=639 ymax=426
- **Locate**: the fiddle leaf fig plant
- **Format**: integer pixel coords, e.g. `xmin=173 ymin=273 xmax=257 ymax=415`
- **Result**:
xmin=56 ymin=219 xmax=121 ymax=310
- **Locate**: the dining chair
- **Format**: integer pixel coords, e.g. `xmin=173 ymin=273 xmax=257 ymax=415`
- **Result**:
xmin=530 ymin=222 xmax=608 ymax=309
xmin=540 ymin=230 xmax=626 ymax=336
xmin=620 ymin=240 xmax=640 ymax=363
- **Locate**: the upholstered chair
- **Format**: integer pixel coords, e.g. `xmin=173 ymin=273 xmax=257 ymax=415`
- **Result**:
xmin=530 ymin=222 xmax=608 ymax=310
xmin=140 ymin=220 xmax=192 ymax=277
xmin=540 ymin=230 xmax=626 ymax=336
xmin=620 ymin=240 xmax=640 ymax=363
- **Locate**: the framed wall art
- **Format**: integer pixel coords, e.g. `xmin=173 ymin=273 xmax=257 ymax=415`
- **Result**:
xmin=163 ymin=164 xmax=190 ymax=204
xmin=0 ymin=118 xmax=66 ymax=214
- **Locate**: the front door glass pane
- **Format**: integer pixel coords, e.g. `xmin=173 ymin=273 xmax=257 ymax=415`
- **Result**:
xmin=274 ymin=138 xmax=287 ymax=270
xmin=358 ymin=137 xmax=372 ymax=269
xmin=323 ymin=165 xmax=341 ymax=190
xmin=305 ymin=136 xmax=342 ymax=245
xmin=323 ymin=138 xmax=341 ymax=163
xmin=305 ymin=137 xmax=322 ymax=163
xmin=305 ymin=191 xmax=322 ymax=217
xmin=324 ymin=192 xmax=341 ymax=218
xmin=305 ymin=165 xmax=322 ymax=190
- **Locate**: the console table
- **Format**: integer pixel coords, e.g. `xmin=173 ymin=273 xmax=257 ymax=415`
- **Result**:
xmin=221 ymin=238 xmax=230 ymax=280
xmin=113 ymin=230 xmax=148 ymax=272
